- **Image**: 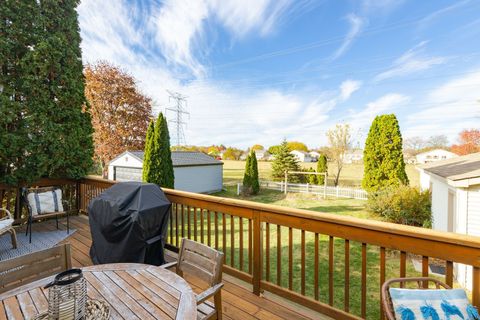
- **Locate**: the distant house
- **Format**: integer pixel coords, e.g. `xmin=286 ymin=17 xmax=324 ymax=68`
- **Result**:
xmin=108 ymin=151 xmax=223 ymax=194
xmin=416 ymin=149 xmax=458 ymax=164
xmin=254 ymin=149 xmax=270 ymax=161
xmin=309 ymin=151 xmax=320 ymax=161
xmin=343 ymin=149 xmax=363 ymax=164
xmin=290 ymin=150 xmax=313 ymax=162
xmin=417 ymin=152 xmax=480 ymax=289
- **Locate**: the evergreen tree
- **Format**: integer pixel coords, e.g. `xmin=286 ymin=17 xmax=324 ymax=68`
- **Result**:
xmin=271 ymin=140 xmax=300 ymax=182
xmin=142 ymin=120 xmax=154 ymax=182
xmin=308 ymin=168 xmax=317 ymax=184
xmin=144 ymin=113 xmax=174 ymax=188
xmin=242 ymin=151 xmax=259 ymax=195
xmin=362 ymin=114 xmax=409 ymax=193
xmin=316 ymin=154 xmax=328 ymax=185
xmin=0 ymin=0 xmax=93 ymax=185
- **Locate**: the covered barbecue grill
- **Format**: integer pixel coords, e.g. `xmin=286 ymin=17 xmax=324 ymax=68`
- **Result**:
xmin=88 ymin=182 xmax=171 ymax=266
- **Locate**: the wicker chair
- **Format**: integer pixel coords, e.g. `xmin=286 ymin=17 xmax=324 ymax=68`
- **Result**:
xmin=382 ymin=277 xmax=451 ymax=320
xmin=0 ymin=208 xmax=17 ymax=249
xmin=23 ymin=187 xmax=70 ymax=244
xmin=163 ymin=238 xmax=224 ymax=320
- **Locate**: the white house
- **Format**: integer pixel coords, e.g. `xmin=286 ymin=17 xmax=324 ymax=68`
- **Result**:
xmin=108 ymin=151 xmax=223 ymax=194
xmin=415 ymin=149 xmax=458 ymax=164
xmin=343 ymin=149 xmax=363 ymax=164
xmin=254 ymin=150 xmax=269 ymax=161
xmin=417 ymin=152 xmax=480 ymax=289
xmin=309 ymin=151 xmax=320 ymax=161
xmin=290 ymin=150 xmax=313 ymax=162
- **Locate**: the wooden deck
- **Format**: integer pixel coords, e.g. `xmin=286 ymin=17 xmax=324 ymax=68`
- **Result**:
xmin=20 ymin=215 xmax=327 ymax=320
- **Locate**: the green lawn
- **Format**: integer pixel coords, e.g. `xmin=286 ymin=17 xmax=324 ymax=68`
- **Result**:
xmin=222 ymin=160 xmax=420 ymax=187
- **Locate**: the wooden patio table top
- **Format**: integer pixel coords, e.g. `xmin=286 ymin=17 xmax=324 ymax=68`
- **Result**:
xmin=0 ymin=263 xmax=197 ymax=320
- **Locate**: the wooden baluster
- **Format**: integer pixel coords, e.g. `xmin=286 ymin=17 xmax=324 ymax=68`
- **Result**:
xmin=344 ymin=239 xmax=350 ymax=312
xmin=187 ymin=206 xmax=191 ymax=239
xmin=277 ymin=225 xmax=282 ymax=286
xmin=200 ymin=209 xmax=204 ymax=244
xmin=380 ymin=247 xmax=386 ymax=320
xmin=266 ymin=223 xmax=270 ymax=282
xmin=422 ymin=256 xmax=429 ymax=288
xmin=301 ymin=230 xmax=306 ymax=295
xmin=180 ymin=204 xmax=184 ymax=239
xmin=400 ymin=251 xmax=406 ymax=287
xmin=289 ymin=227 xmax=293 ymax=291
xmin=214 ymin=211 xmax=219 ymax=250
xmin=361 ymin=243 xmax=367 ymax=319
xmin=473 ymin=267 xmax=480 ymax=308
xmin=329 ymin=236 xmax=334 ymax=306
xmin=194 ymin=207 xmax=198 ymax=241
xmin=169 ymin=205 xmax=173 ymax=244
xmin=231 ymin=215 xmax=235 ymax=268
xmin=314 ymin=233 xmax=319 ymax=301
xmin=249 ymin=219 xmax=253 ymax=274
xmin=445 ymin=261 xmax=453 ymax=288
xmin=222 ymin=213 xmax=227 ymax=255
xmin=175 ymin=204 xmax=179 ymax=247
xmin=239 ymin=217 xmax=244 ymax=271
xmin=207 ymin=210 xmax=211 ymax=247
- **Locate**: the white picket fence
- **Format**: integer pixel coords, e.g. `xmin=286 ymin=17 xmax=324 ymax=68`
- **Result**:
xmin=235 ymin=180 xmax=368 ymax=200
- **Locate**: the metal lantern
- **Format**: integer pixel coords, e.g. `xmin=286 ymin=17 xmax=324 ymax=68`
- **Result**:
xmin=45 ymin=269 xmax=87 ymax=320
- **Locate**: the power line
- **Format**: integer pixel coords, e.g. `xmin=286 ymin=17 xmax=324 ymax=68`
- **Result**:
xmin=165 ymin=90 xmax=190 ymax=146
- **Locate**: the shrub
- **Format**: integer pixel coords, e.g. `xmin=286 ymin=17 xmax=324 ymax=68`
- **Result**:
xmin=367 ymin=185 xmax=432 ymax=227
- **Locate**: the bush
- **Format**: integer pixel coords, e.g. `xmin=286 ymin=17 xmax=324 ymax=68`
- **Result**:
xmin=367 ymin=185 xmax=432 ymax=227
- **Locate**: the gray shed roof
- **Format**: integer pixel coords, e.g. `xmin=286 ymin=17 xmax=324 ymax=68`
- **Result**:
xmin=113 ymin=150 xmax=223 ymax=167
xmin=419 ymin=152 xmax=480 ymax=181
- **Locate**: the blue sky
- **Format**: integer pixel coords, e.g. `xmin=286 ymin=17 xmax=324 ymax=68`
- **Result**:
xmin=77 ymin=0 xmax=480 ymax=149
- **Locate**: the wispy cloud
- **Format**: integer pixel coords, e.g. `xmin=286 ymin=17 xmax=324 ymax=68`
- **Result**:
xmin=361 ymin=0 xmax=405 ymax=14
xmin=331 ymin=14 xmax=364 ymax=61
xmin=340 ymin=80 xmax=362 ymax=101
xmin=418 ymin=0 xmax=472 ymax=30
xmin=374 ymin=41 xmax=446 ymax=82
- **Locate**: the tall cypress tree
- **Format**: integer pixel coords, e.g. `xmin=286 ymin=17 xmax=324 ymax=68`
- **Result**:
xmin=316 ymin=154 xmax=328 ymax=185
xmin=142 ymin=120 xmax=154 ymax=182
xmin=1 ymin=0 xmax=93 ymax=185
xmin=242 ymin=152 xmax=252 ymax=194
xmin=144 ymin=113 xmax=174 ymax=188
xmin=271 ymin=140 xmax=300 ymax=182
xmin=243 ymin=151 xmax=260 ymax=195
xmin=362 ymin=114 xmax=409 ymax=193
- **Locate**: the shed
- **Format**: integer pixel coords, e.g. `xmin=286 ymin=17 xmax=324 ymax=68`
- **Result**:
xmin=417 ymin=152 xmax=480 ymax=289
xmin=108 ymin=151 xmax=223 ymax=194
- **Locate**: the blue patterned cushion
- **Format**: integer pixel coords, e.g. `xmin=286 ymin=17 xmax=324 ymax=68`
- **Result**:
xmin=390 ymin=288 xmax=480 ymax=320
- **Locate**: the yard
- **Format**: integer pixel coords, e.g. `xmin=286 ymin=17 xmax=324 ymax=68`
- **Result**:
xmin=222 ymin=160 xmax=420 ymax=187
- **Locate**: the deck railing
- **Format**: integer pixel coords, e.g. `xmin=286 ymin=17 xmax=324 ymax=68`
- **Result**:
xmin=76 ymin=177 xmax=480 ymax=320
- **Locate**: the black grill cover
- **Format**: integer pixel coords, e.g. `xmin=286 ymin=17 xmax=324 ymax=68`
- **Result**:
xmin=88 ymin=182 xmax=171 ymax=266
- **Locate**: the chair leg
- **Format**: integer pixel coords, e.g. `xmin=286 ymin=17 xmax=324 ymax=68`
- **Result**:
xmin=214 ymin=291 xmax=223 ymax=320
xmin=25 ymin=218 xmax=29 ymax=236
xmin=9 ymin=228 xmax=17 ymax=249
xmin=29 ymin=217 xmax=32 ymax=244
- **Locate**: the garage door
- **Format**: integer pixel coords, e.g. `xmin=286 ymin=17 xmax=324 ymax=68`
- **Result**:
xmin=114 ymin=166 xmax=142 ymax=182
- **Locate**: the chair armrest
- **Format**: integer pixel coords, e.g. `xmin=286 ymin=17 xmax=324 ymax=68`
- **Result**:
xmin=196 ymin=283 xmax=224 ymax=305
xmin=0 ymin=208 xmax=13 ymax=220
xmin=161 ymin=261 xmax=178 ymax=269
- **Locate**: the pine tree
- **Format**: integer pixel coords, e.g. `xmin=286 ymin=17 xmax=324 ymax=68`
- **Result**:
xmin=242 ymin=152 xmax=252 ymax=194
xmin=308 ymin=168 xmax=317 ymax=184
xmin=316 ymin=154 xmax=328 ymax=185
xmin=0 ymin=0 xmax=93 ymax=185
xmin=271 ymin=140 xmax=300 ymax=182
xmin=142 ymin=120 xmax=154 ymax=182
xmin=243 ymin=151 xmax=260 ymax=195
xmin=362 ymin=114 xmax=409 ymax=193
xmin=144 ymin=113 xmax=174 ymax=188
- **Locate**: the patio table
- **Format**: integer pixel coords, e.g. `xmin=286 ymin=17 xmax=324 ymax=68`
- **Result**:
xmin=0 ymin=263 xmax=197 ymax=320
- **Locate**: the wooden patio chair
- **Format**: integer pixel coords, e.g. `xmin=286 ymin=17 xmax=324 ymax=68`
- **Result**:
xmin=23 ymin=186 xmax=70 ymax=243
xmin=381 ymin=277 xmax=451 ymax=320
xmin=163 ymin=238 xmax=224 ymax=320
xmin=0 ymin=243 xmax=71 ymax=294
xmin=0 ymin=208 xmax=17 ymax=249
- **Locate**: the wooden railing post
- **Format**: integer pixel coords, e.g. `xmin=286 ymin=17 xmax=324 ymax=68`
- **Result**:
xmin=75 ymin=180 xmax=81 ymax=213
xmin=253 ymin=209 xmax=262 ymax=296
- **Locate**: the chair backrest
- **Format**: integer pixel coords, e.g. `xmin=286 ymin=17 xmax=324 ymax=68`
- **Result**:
xmin=23 ymin=186 xmax=64 ymax=216
xmin=0 ymin=244 xmax=72 ymax=294
xmin=177 ymin=238 xmax=224 ymax=286
xmin=381 ymin=277 xmax=451 ymax=320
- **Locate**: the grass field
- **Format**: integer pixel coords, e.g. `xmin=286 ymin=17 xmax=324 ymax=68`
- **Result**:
xmin=222 ymin=160 xmax=420 ymax=187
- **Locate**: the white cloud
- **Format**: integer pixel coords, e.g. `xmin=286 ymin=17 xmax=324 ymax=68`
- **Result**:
xmin=418 ymin=0 xmax=472 ymax=30
xmin=361 ymin=0 xmax=405 ymax=14
xmin=331 ymin=14 xmax=364 ymax=61
xmin=340 ymin=80 xmax=362 ymax=101
xmin=374 ymin=42 xmax=446 ymax=82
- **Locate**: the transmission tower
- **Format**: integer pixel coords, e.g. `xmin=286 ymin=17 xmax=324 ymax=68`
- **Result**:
xmin=165 ymin=90 xmax=190 ymax=146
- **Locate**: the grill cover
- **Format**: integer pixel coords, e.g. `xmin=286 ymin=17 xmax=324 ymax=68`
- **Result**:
xmin=88 ymin=182 xmax=171 ymax=265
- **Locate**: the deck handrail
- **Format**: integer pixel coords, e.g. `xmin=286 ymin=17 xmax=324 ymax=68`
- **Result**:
xmin=68 ymin=177 xmax=480 ymax=319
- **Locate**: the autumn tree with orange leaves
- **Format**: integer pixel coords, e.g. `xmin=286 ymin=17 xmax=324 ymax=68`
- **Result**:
xmin=451 ymin=129 xmax=480 ymax=155
xmin=85 ymin=62 xmax=152 ymax=177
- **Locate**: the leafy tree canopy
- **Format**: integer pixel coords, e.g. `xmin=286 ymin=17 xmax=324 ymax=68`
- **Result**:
xmin=451 ymin=129 xmax=480 ymax=155
xmin=287 ymin=141 xmax=308 ymax=152
xmin=251 ymin=144 xmax=264 ymax=151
